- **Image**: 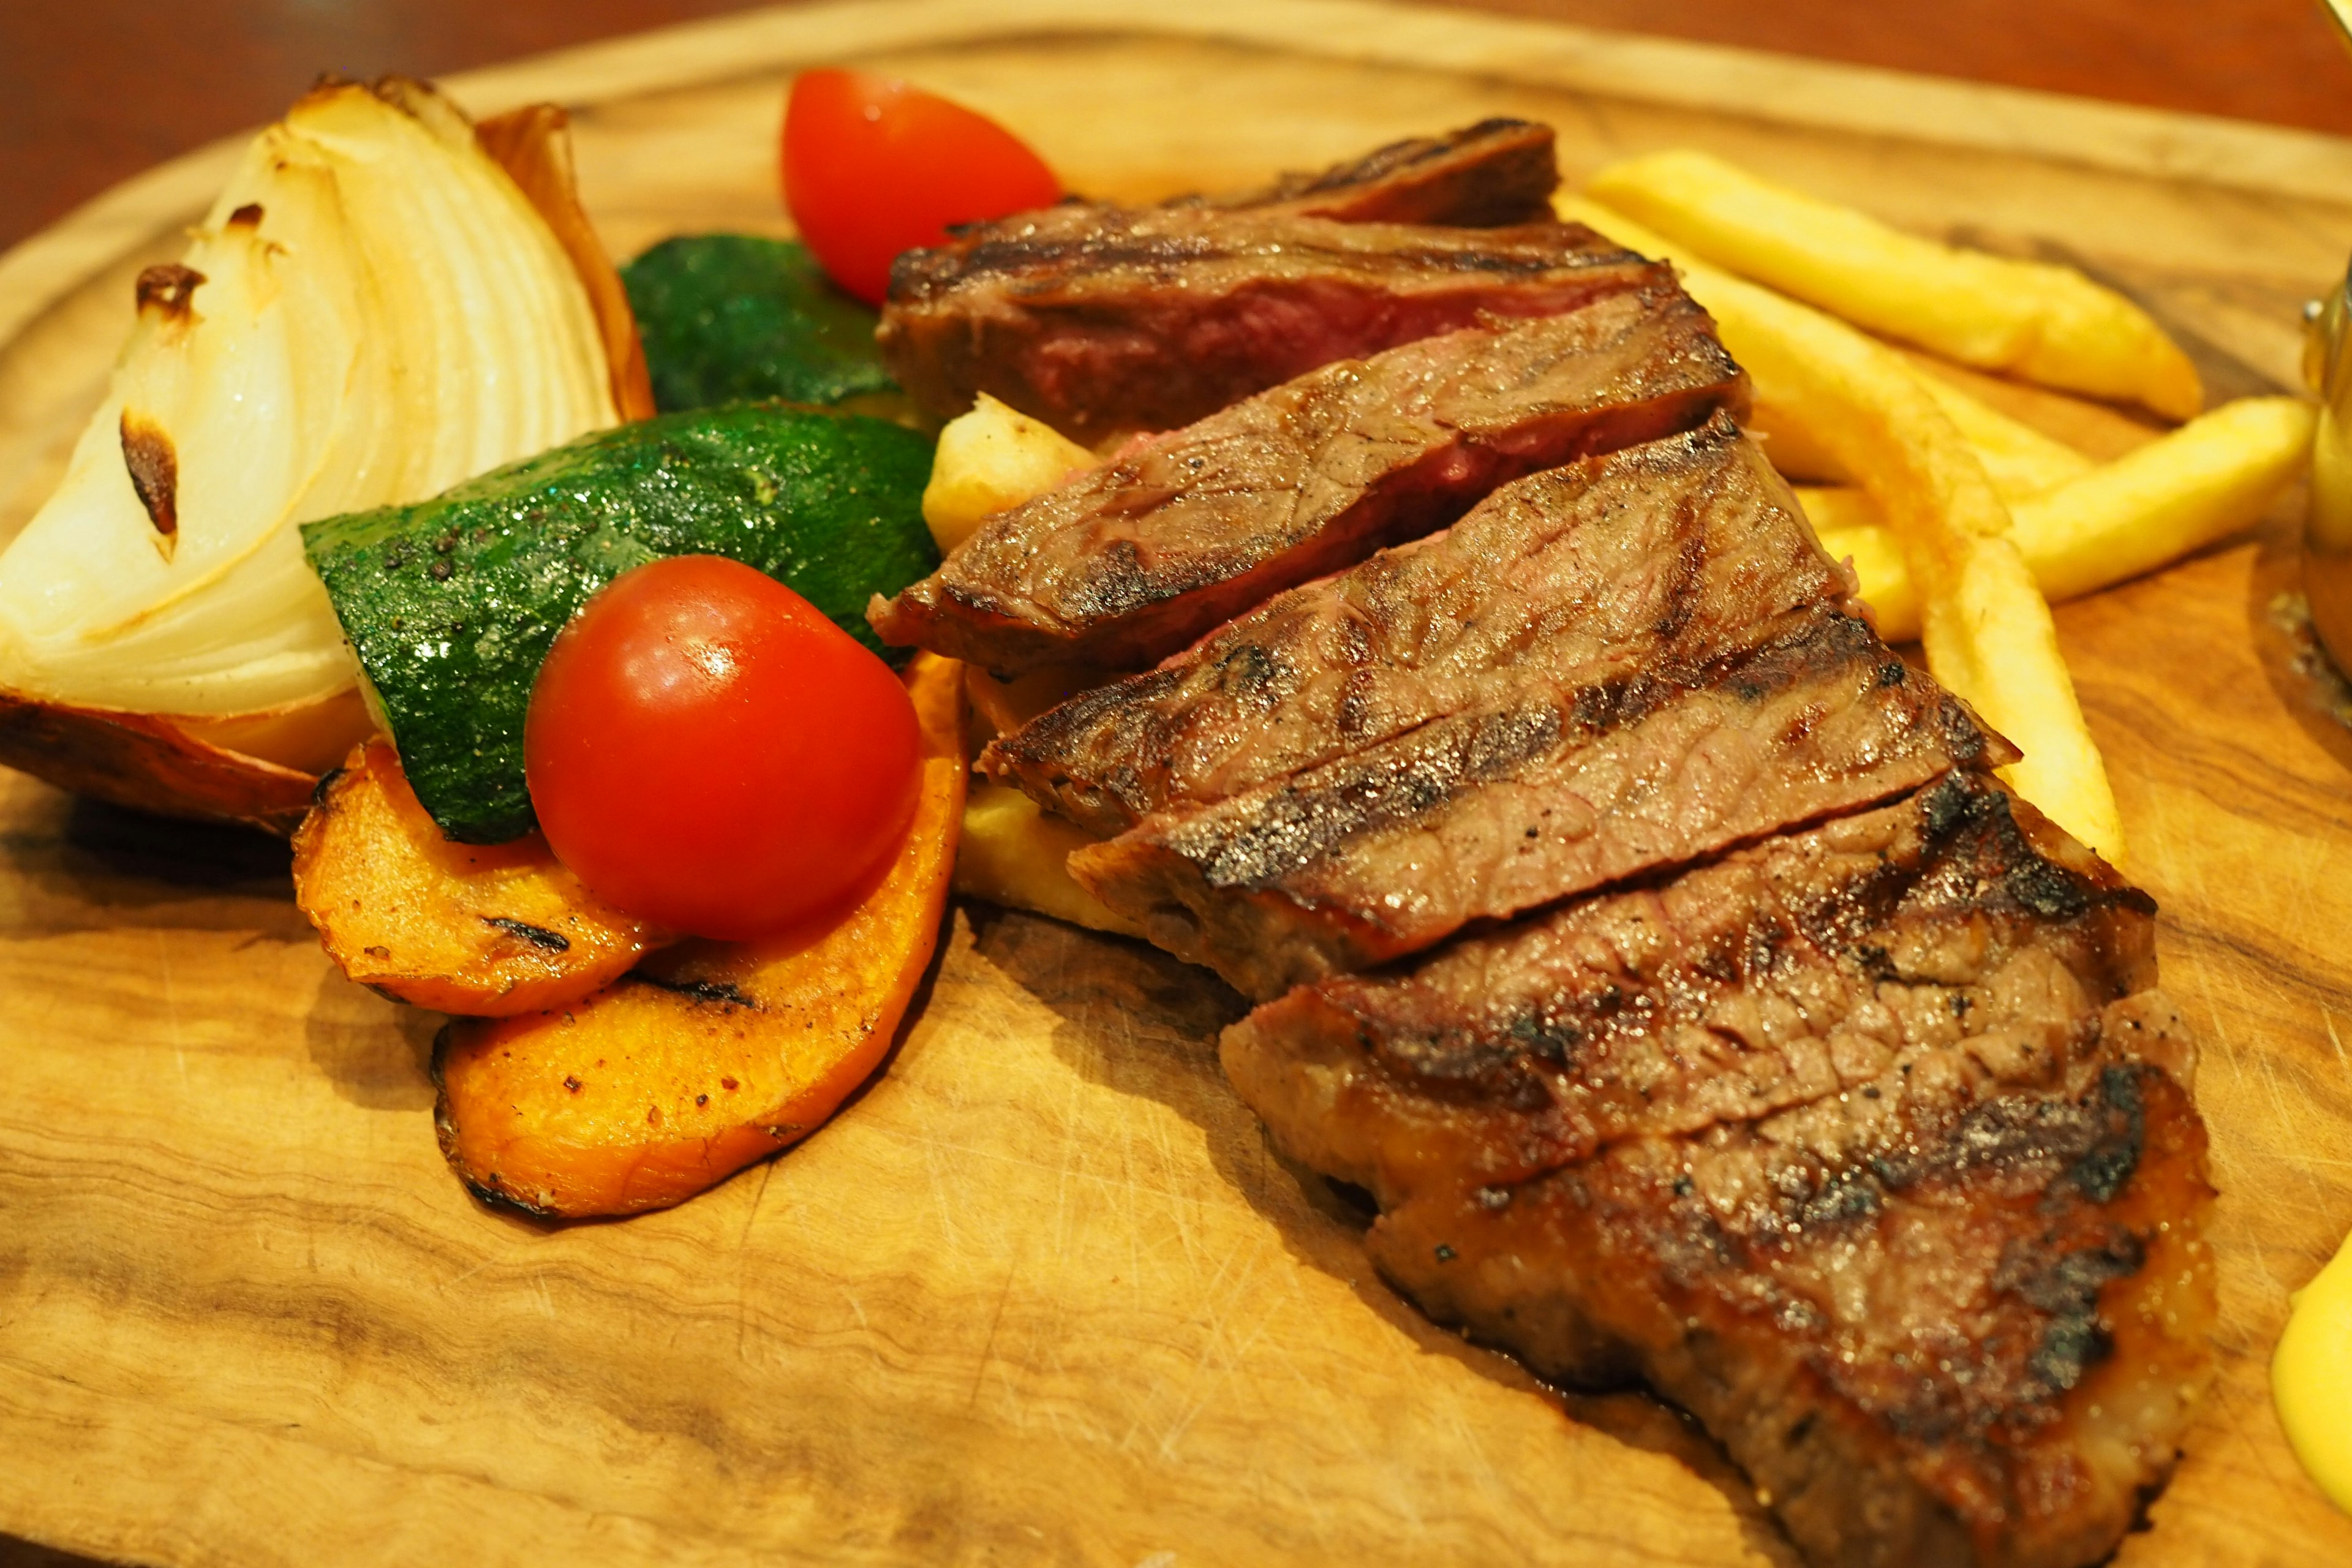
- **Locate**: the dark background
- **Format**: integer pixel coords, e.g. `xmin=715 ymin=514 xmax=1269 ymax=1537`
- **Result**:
xmin=1 ymin=2 xmax=2348 ymax=1565
xmin=6 ymin=0 xmax=2352 ymax=254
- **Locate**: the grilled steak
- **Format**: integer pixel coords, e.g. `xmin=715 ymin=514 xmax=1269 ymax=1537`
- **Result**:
xmin=880 ymin=121 xmax=1587 ymax=438
xmin=1001 ymin=419 xmax=2007 ymax=998
xmin=1076 ymin=611 xmax=2001 ymax=998
xmin=1222 ymin=771 xmax=2214 ymax=1568
xmin=880 ymin=216 xmax=1657 ymax=440
xmin=989 ymin=414 xmax=1861 ymax=837
xmin=869 ymin=284 xmax=1746 ymax=675
xmin=1205 ymin=116 xmax=1559 ymax=225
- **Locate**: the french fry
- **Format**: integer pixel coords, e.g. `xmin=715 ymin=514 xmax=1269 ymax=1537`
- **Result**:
xmin=925 ymin=404 xmax=1142 ymax=935
xmin=921 ymin=391 xmax=1096 ymax=554
xmin=1801 ymin=397 xmax=2313 ymax=641
xmin=1792 ymin=484 xmax=1920 ymax=646
xmin=965 ymin=662 xmax=1112 ymax=738
xmin=954 ymin=782 xmax=1145 ymax=939
xmin=2018 ymin=395 xmax=2313 ymax=600
xmin=1586 ymin=149 xmax=2202 ymax=420
xmin=1790 ymin=484 xmax=1880 ymax=536
xmin=1564 ymin=194 xmax=2126 ymax=866
xmin=1810 ymin=509 xmax=1921 ymax=643
xmin=1918 ymin=374 xmax=2097 ymax=499
xmin=1745 ymin=402 xmax=1850 ymax=484
xmin=1756 ymin=372 xmax=2094 ymax=500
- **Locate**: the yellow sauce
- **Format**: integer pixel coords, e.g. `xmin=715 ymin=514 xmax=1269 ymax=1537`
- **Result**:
xmin=2275 ymin=1226 xmax=2352 ymax=1512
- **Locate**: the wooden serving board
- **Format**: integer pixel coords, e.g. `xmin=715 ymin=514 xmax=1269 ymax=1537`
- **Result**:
xmin=4 ymin=2 xmax=2352 ymax=1562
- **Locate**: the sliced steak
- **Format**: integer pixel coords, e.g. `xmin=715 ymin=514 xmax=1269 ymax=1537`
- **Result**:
xmin=1222 ymin=772 xmax=2214 ymax=1568
xmin=879 ymin=214 xmax=1658 ymax=439
xmin=1076 ymin=609 xmax=2003 ymax=998
xmin=988 ymin=415 xmax=1855 ymax=837
xmin=1206 ymin=116 xmax=1559 ymax=225
xmin=869 ymin=284 xmax=1746 ymax=674
xmin=1009 ymin=419 xmax=2007 ymax=998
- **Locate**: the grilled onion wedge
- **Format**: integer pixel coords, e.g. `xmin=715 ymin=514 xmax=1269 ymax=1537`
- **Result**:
xmin=0 ymin=79 xmax=650 ymax=830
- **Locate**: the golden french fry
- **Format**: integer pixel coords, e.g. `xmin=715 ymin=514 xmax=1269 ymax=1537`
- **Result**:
xmin=1800 ymin=397 xmax=2313 ymax=641
xmin=923 ymin=402 xmax=1144 ymax=935
xmin=956 ymin=782 xmax=1145 ymax=938
xmin=965 ymin=662 xmax=1115 ymax=739
xmin=1919 ymin=374 xmax=2096 ymax=499
xmin=1793 ymin=486 xmax=1918 ymax=644
xmin=922 ymin=392 xmax=1096 ymax=554
xmin=1757 ymin=372 xmax=2094 ymax=501
xmin=1804 ymin=506 xmax=1921 ymax=643
xmin=1586 ymin=149 xmax=2202 ymax=420
xmin=1565 ymin=194 xmax=2126 ymax=866
xmin=1746 ymin=402 xmax=1851 ymax=483
xmin=1791 ymin=484 xmax=1878 ymax=535
xmin=2019 ymin=395 xmax=2313 ymax=600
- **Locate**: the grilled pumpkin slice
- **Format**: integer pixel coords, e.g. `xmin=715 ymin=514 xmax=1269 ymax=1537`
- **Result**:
xmin=292 ymin=739 xmax=668 ymax=1015
xmin=431 ymin=652 xmax=965 ymax=1217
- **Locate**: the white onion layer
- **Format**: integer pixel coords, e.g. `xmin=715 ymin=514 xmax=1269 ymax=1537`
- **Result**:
xmin=0 ymin=80 xmax=618 ymax=716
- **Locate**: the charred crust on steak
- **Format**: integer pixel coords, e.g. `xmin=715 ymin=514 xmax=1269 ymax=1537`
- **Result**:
xmin=1221 ymin=773 xmax=2213 ymax=1567
xmin=1068 ymin=606 xmax=2004 ymax=997
xmin=1226 ymin=118 xmax=1560 ymax=227
xmin=891 ymin=121 xmax=2212 ymax=1565
xmin=875 ymin=288 xmax=1747 ymax=675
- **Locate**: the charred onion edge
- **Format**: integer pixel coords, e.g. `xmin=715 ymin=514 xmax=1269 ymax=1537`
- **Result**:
xmin=474 ymin=102 xmax=657 ymax=423
xmin=0 ymin=94 xmax=652 ymax=832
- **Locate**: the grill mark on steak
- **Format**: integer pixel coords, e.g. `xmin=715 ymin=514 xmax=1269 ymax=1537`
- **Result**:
xmin=1205 ymin=117 xmax=1559 ymax=226
xmin=881 ymin=214 xmax=1662 ymax=441
xmin=868 ymin=284 xmax=1747 ymax=676
xmin=1221 ymin=774 xmax=2212 ymax=1568
xmin=1228 ymin=773 xmax=2158 ymax=1157
xmin=998 ymin=418 xmax=2007 ymax=999
xmin=986 ymin=416 xmax=1855 ymax=836
xmin=1072 ymin=608 xmax=2004 ymax=998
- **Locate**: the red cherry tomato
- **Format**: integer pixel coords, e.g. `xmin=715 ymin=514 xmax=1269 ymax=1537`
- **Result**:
xmin=782 ymin=67 xmax=1061 ymax=306
xmin=524 ymin=556 xmax=920 ymax=941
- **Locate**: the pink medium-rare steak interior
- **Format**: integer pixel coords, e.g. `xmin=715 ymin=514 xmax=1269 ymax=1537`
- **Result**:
xmin=880 ymin=122 xmax=1586 ymax=439
xmin=882 ymin=213 xmax=1660 ymax=443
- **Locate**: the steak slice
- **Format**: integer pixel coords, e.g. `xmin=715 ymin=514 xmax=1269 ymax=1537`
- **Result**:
xmin=879 ymin=214 xmax=1659 ymax=440
xmin=1222 ymin=772 xmax=2214 ymax=1568
xmin=988 ymin=415 xmax=1856 ymax=838
xmin=1075 ymin=609 xmax=2004 ymax=998
xmin=1206 ymin=116 xmax=1559 ymax=226
xmin=1014 ymin=419 xmax=2008 ymax=998
xmin=869 ymin=284 xmax=1746 ymax=674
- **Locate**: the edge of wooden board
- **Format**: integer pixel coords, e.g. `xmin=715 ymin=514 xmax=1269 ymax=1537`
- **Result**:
xmin=7 ymin=0 xmax=2352 ymax=360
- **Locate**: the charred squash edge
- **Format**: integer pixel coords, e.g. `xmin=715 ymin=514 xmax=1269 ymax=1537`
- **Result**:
xmin=291 ymin=737 xmax=670 ymax=1017
xmin=428 ymin=652 xmax=967 ymax=1218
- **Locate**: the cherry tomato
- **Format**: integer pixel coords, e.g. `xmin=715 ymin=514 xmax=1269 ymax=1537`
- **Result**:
xmin=524 ymin=556 xmax=920 ymax=941
xmin=782 ymin=67 xmax=1061 ymax=306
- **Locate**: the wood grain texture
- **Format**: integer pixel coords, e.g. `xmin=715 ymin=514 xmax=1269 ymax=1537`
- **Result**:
xmin=2 ymin=3 xmax=2350 ymax=1563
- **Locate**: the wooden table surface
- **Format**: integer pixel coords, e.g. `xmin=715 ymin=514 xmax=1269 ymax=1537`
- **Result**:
xmin=6 ymin=4 xmax=2352 ymax=1567
xmin=6 ymin=0 xmax=2352 ymax=256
